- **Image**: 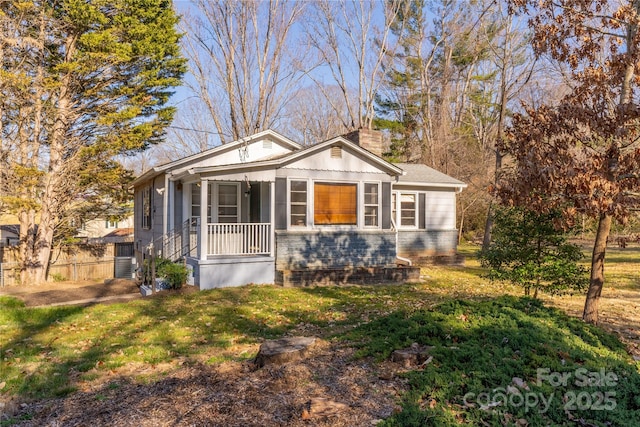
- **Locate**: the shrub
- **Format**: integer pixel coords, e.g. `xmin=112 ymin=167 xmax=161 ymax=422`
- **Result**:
xmin=155 ymin=258 xmax=188 ymax=289
xmin=50 ymin=273 xmax=66 ymax=282
xmin=479 ymin=207 xmax=589 ymax=297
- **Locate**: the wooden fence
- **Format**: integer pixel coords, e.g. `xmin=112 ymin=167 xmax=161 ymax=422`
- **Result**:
xmin=0 ymin=242 xmax=122 ymax=287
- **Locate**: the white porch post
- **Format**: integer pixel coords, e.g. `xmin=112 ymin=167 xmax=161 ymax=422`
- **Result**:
xmin=270 ymin=180 xmax=275 ymax=256
xmin=162 ymin=174 xmax=169 ymax=235
xmin=168 ymin=179 xmax=175 ymax=232
xmin=199 ymin=179 xmax=208 ymax=260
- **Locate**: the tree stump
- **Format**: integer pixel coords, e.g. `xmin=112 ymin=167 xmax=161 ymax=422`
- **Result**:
xmin=391 ymin=343 xmax=434 ymax=368
xmin=301 ymin=397 xmax=349 ymax=420
xmin=254 ymin=336 xmax=317 ymax=368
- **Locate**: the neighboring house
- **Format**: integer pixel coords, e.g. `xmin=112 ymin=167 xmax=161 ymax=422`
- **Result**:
xmin=76 ymin=216 xmax=135 ymax=244
xmin=0 ymin=215 xmax=134 ymax=246
xmin=131 ymin=129 xmax=466 ymax=289
xmin=0 ymin=224 xmax=19 ymax=247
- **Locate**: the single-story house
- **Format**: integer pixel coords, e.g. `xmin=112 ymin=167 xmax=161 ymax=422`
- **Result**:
xmin=76 ymin=215 xmax=134 ymax=244
xmin=131 ymin=129 xmax=466 ymax=288
xmin=0 ymin=224 xmax=20 ymax=247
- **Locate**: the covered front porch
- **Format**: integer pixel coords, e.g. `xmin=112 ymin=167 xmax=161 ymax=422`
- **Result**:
xmin=167 ymin=175 xmax=276 ymax=289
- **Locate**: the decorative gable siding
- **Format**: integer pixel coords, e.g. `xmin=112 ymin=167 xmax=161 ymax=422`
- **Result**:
xmin=167 ymin=137 xmax=294 ymax=179
xmin=280 ymin=145 xmax=389 ymax=175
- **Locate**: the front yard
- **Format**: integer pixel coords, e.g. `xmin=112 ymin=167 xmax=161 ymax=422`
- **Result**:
xmin=1 ymin=244 xmax=638 ymax=426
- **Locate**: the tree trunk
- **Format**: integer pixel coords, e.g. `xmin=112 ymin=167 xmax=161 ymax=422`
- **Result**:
xmin=582 ymin=213 xmax=612 ymax=324
xmin=481 ymin=202 xmax=494 ymax=251
xmin=458 ymin=204 xmax=465 ymax=243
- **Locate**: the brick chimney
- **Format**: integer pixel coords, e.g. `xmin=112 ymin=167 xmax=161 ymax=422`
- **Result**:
xmin=344 ymin=128 xmax=383 ymax=157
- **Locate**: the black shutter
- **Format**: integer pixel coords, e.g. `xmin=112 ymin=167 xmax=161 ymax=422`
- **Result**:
xmin=419 ymin=193 xmax=426 ymax=229
xmin=382 ymin=182 xmax=391 ymax=230
xmin=275 ymin=178 xmax=287 ymax=230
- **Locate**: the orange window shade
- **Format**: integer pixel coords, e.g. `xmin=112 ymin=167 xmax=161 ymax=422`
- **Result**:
xmin=314 ymin=183 xmax=357 ymax=225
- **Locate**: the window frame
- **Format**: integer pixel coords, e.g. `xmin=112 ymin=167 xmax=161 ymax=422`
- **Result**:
xmin=289 ymin=179 xmax=309 ymax=227
xmin=363 ymin=182 xmax=380 ymax=228
xmin=216 ymin=182 xmax=240 ymax=223
xmin=105 ymin=220 xmax=119 ymax=229
xmin=313 ymin=181 xmax=358 ymax=226
xmin=142 ymin=186 xmax=152 ymax=230
xmin=190 ymin=182 xmax=212 ymax=223
xmin=394 ymin=191 xmax=419 ymax=229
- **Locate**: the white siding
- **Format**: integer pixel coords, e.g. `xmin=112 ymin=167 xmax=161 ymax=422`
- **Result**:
xmin=78 ymin=216 xmax=134 ymax=239
xmin=170 ymin=137 xmax=293 ymax=177
xmin=281 ymin=145 xmax=384 ymax=174
xmin=425 ymin=191 xmax=456 ymax=230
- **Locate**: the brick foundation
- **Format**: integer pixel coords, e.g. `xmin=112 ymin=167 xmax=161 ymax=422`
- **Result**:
xmin=275 ymin=266 xmax=420 ymax=287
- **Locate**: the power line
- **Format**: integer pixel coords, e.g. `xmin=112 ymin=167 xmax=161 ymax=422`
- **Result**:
xmin=167 ymin=126 xmax=229 ymax=136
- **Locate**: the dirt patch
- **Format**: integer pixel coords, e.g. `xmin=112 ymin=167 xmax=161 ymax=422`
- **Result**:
xmin=0 ymin=279 xmax=140 ymax=306
xmin=10 ymin=340 xmax=406 ymax=427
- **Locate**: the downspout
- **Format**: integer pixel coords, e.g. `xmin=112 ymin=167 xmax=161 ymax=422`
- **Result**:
xmin=392 ymin=175 xmax=412 ymax=266
xmin=392 ymin=217 xmax=412 ymax=266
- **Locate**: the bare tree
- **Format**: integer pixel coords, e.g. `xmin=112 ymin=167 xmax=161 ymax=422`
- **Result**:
xmin=281 ymin=86 xmax=353 ymax=145
xmin=305 ymin=0 xmax=405 ymax=131
xmin=501 ymin=0 xmax=640 ymax=324
xmin=181 ymin=0 xmax=309 ymax=144
xmin=475 ymin=2 xmax=541 ymax=249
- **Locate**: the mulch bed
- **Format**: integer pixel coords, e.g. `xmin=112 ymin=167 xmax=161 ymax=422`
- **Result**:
xmin=0 ymin=279 xmax=141 ymax=306
xmin=9 ymin=340 xmax=406 ymax=427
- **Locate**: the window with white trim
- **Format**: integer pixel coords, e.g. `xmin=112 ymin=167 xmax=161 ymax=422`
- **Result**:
xmin=364 ymin=183 xmax=379 ymax=227
xmin=290 ymin=180 xmax=307 ymax=226
xmin=218 ymin=183 xmax=239 ymax=223
xmin=314 ymin=182 xmax=357 ymax=225
xmin=142 ymin=186 xmax=151 ymax=229
xmin=191 ymin=183 xmax=212 ymax=223
xmin=399 ymin=193 xmax=417 ymax=227
xmin=105 ymin=220 xmax=119 ymax=229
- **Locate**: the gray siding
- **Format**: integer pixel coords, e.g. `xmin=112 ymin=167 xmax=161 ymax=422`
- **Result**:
xmin=275 ymin=230 xmax=396 ymax=270
xmin=260 ymin=182 xmax=271 ymax=223
xmin=174 ymin=181 xmax=183 ymax=226
xmin=382 ymin=182 xmax=391 ymax=230
xmin=133 ymin=174 xmax=165 ymax=252
xmin=396 ymin=229 xmax=458 ymax=258
xmin=275 ymin=178 xmax=287 ymax=230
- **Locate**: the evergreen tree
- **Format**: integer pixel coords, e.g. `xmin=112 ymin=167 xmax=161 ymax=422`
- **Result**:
xmin=479 ymin=207 xmax=589 ymax=297
xmin=0 ymin=0 xmax=186 ymax=284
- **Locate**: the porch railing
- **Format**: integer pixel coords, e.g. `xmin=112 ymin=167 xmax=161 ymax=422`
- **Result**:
xmin=207 ymin=223 xmax=271 ymax=256
xmin=153 ymin=219 xmax=197 ymax=261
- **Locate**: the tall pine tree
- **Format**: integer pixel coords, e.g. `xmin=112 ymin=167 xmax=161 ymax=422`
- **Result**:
xmin=0 ymin=0 xmax=185 ymax=284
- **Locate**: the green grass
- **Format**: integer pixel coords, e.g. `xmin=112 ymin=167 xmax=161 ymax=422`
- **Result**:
xmin=0 ymin=275 xmax=502 ymax=399
xmin=0 ymin=243 xmax=638 ymax=426
xmin=346 ymin=296 xmax=640 ymax=426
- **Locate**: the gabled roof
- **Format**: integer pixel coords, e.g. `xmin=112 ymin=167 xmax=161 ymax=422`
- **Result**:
xmin=104 ymin=228 xmax=134 ymax=238
xmin=132 ymin=129 xmax=301 ymax=186
xmin=394 ymin=163 xmax=467 ymax=188
xmin=0 ymin=224 xmax=19 ymax=235
xmin=188 ymin=135 xmax=404 ymax=176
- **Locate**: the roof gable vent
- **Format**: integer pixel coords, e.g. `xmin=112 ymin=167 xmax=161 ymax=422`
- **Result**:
xmin=330 ymin=146 xmax=342 ymax=158
xmin=263 ymin=140 xmax=273 ymax=149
